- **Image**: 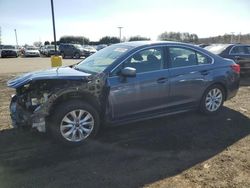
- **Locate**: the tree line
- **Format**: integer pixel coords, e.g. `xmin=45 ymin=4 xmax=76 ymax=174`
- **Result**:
xmin=41 ymin=35 xmax=151 ymax=46
xmin=199 ymin=33 xmax=250 ymax=44
xmin=35 ymin=32 xmax=250 ymax=47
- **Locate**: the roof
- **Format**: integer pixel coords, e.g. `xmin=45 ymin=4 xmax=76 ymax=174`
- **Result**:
xmin=116 ymin=41 xmax=195 ymax=48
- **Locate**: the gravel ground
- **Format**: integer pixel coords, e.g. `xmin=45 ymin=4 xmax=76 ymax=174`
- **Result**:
xmin=0 ymin=57 xmax=249 ymax=188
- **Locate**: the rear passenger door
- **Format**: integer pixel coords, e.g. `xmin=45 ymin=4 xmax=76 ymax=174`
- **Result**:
xmin=167 ymin=46 xmax=213 ymax=108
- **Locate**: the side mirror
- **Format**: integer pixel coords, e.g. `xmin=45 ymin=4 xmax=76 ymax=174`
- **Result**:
xmin=121 ymin=67 xmax=136 ymax=77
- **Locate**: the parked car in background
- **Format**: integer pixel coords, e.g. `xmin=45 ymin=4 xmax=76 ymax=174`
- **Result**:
xmin=59 ymin=44 xmax=85 ymax=59
xmin=83 ymin=46 xmax=97 ymax=57
xmin=205 ymin=44 xmax=250 ymax=75
xmin=95 ymin=44 xmax=108 ymax=51
xmin=1 ymin=45 xmax=18 ymax=58
xmin=198 ymin=44 xmax=210 ymax=48
xmin=44 ymin=45 xmax=59 ymax=57
xmin=7 ymin=41 xmax=240 ymax=145
xmin=24 ymin=46 xmax=40 ymax=57
xmin=0 ymin=45 xmax=3 ymax=57
xmin=39 ymin=46 xmax=45 ymax=55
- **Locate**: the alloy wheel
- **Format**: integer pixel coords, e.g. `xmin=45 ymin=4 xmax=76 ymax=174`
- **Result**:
xmin=205 ymin=88 xmax=223 ymax=112
xmin=60 ymin=109 xmax=94 ymax=142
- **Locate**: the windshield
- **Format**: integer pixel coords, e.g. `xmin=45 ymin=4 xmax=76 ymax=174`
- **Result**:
xmin=26 ymin=47 xmax=38 ymax=50
xmin=74 ymin=44 xmax=83 ymax=49
xmin=3 ymin=45 xmax=15 ymax=49
xmin=75 ymin=44 xmax=133 ymax=73
xmin=205 ymin=44 xmax=230 ymax=54
xmin=47 ymin=45 xmax=58 ymax=49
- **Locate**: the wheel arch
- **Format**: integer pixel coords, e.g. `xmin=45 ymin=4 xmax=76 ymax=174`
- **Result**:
xmin=203 ymin=82 xmax=228 ymax=101
xmin=48 ymin=91 xmax=101 ymax=116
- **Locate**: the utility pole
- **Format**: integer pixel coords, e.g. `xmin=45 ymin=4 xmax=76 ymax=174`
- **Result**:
xmin=14 ymin=29 xmax=18 ymax=47
xmin=50 ymin=0 xmax=62 ymax=67
xmin=230 ymin=32 xmax=234 ymax=43
xmin=50 ymin=0 xmax=57 ymax=53
xmin=238 ymin=32 xmax=241 ymax=43
xmin=117 ymin=27 xmax=123 ymax=42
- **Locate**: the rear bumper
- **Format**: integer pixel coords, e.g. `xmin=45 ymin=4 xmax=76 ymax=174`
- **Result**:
xmin=226 ymin=74 xmax=240 ymax=100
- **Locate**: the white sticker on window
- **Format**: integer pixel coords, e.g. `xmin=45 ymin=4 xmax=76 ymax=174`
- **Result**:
xmin=114 ymin=48 xmax=128 ymax=53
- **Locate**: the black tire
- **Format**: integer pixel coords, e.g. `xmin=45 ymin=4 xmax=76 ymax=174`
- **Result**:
xmin=199 ymin=84 xmax=225 ymax=114
xmin=48 ymin=99 xmax=100 ymax=146
xmin=74 ymin=53 xmax=80 ymax=59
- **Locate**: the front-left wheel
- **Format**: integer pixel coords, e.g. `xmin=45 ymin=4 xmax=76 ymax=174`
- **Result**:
xmin=48 ymin=100 xmax=100 ymax=145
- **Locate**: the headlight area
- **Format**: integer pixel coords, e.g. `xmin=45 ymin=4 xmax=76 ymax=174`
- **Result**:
xmin=10 ymin=82 xmax=50 ymax=132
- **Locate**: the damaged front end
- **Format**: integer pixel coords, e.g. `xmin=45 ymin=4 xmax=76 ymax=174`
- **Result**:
xmin=7 ymin=67 xmax=107 ymax=133
xmin=9 ymin=81 xmax=53 ymax=132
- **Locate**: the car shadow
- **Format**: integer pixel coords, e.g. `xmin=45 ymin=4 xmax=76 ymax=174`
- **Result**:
xmin=0 ymin=107 xmax=250 ymax=188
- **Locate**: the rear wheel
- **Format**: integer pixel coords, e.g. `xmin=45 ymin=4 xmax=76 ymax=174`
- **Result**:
xmin=200 ymin=84 xmax=225 ymax=114
xmin=48 ymin=100 xmax=100 ymax=145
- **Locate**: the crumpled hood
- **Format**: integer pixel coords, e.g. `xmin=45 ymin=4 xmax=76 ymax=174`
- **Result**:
xmin=7 ymin=67 xmax=91 ymax=89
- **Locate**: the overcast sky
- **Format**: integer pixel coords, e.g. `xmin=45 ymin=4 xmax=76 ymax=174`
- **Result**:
xmin=0 ymin=0 xmax=250 ymax=45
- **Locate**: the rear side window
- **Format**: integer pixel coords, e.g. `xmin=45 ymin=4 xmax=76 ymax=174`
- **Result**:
xmin=169 ymin=47 xmax=211 ymax=68
xmin=230 ymin=46 xmax=247 ymax=55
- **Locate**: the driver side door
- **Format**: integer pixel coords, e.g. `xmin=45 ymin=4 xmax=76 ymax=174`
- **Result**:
xmin=107 ymin=46 xmax=170 ymax=120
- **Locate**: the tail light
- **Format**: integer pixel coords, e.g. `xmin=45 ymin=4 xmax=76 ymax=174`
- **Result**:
xmin=231 ymin=64 xmax=240 ymax=74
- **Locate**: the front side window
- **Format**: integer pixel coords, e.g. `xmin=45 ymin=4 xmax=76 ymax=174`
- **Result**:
xmin=123 ymin=47 xmax=164 ymax=73
xmin=169 ymin=47 xmax=211 ymax=68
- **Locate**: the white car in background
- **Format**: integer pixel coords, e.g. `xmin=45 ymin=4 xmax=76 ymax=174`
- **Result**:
xmin=24 ymin=46 xmax=40 ymax=57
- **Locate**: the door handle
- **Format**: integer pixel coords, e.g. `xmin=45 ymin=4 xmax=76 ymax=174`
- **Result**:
xmin=157 ymin=77 xmax=168 ymax=83
xmin=200 ymin=70 xmax=209 ymax=76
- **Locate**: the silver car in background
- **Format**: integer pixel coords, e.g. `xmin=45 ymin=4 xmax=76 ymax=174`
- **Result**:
xmin=24 ymin=46 xmax=40 ymax=57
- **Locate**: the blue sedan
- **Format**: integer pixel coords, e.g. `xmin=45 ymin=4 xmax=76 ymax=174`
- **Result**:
xmin=8 ymin=41 xmax=240 ymax=145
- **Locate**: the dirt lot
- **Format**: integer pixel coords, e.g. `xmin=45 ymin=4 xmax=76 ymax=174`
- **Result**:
xmin=0 ymin=57 xmax=250 ymax=188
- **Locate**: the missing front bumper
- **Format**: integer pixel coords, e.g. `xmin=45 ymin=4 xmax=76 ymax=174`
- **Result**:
xmin=9 ymin=95 xmax=46 ymax=132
